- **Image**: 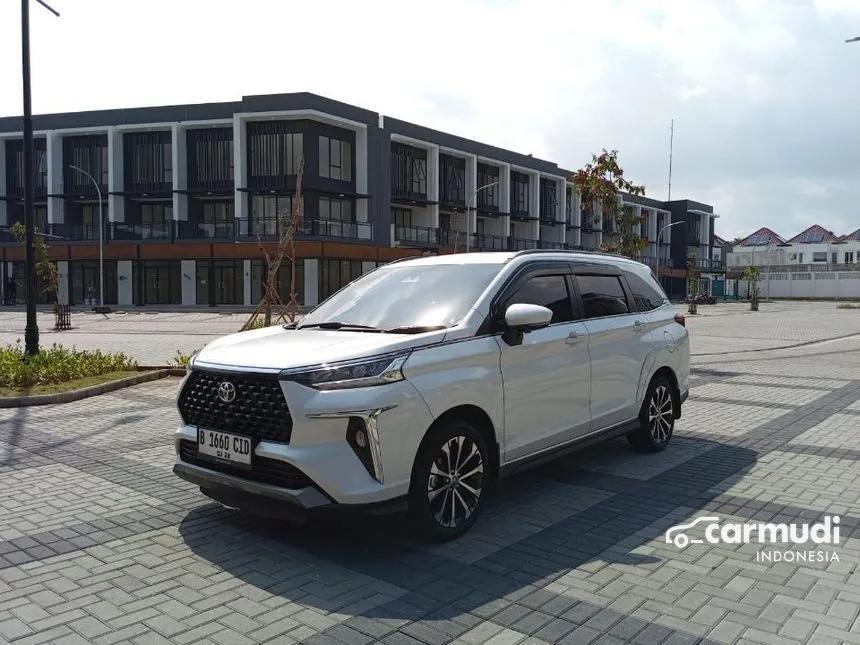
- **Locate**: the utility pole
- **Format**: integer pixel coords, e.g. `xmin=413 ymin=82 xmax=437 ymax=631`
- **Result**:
xmin=667 ymin=119 xmax=674 ymax=201
xmin=20 ymin=0 xmax=60 ymax=356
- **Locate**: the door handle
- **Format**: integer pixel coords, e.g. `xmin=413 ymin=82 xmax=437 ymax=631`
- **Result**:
xmin=633 ymin=319 xmax=645 ymax=332
xmin=565 ymin=331 xmax=581 ymax=345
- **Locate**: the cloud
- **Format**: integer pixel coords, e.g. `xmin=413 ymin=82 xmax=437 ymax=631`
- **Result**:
xmin=0 ymin=0 xmax=857 ymax=240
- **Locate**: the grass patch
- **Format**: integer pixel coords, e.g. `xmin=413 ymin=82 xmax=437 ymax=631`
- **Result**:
xmin=0 ymin=370 xmax=141 ymax=397
xmin=836 ymin=303 xmax=860 ymax=309
xmin=0 ymin=341 xmax=138 ymax=392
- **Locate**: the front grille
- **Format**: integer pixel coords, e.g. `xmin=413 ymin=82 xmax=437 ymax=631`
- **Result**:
xmin=177 ymin=370 xmax=293 ymax=443
xmin=179 ymin=440 xmax=313 ymax=490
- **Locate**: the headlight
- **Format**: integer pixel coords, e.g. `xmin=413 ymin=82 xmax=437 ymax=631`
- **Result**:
xmin=279 ymin=352 xmax=409 ymax=391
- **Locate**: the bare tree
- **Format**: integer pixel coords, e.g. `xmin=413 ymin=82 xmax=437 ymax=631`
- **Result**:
xmin=240 ymin=157 xmax=305 ymax=331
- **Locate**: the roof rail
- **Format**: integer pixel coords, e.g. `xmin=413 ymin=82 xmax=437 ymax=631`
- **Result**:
xmin=512 ymin=248 xmax=641 ymax=262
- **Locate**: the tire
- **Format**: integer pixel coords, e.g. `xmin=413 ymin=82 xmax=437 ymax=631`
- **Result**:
xmin=408 ymin=420 xmax=492 ymax=542
xmin=627 ymin=374 xmax=675 ymax=453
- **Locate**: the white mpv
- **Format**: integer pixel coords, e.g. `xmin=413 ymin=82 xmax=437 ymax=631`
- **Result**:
xmin=174 ymin=250 xmax=690 ymax=540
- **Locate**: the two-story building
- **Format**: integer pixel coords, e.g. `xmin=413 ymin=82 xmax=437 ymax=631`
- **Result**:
xmin=0 ymin=92 xmax=720 ymax=307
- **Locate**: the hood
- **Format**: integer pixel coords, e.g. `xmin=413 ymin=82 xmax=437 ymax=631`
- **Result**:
xmin=192 ymin=324 xmax=446 ymax=372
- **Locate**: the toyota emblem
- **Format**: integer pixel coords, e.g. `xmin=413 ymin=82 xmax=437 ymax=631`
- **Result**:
xmin=217 ymin=381 xmax=237 ymax=403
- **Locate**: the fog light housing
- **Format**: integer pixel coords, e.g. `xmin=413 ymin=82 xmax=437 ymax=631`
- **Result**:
xmin=346 ymin=416 xmax=381 ymax=482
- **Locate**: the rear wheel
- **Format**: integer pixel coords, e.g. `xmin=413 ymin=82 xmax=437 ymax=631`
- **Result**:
xmin=627 ymin=374 xmax=675 ymax=452
xmin=408 ymin=420 xmax=491 ymax=541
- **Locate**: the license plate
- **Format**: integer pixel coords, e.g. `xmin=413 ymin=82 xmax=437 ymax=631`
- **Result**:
xmin=197 ymin=429 xmax=253 ymax=466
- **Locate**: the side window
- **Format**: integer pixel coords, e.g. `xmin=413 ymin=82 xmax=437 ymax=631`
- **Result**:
xmin=624 ymin=269 xmax=668 ymax=311
xmin=505 ymin=274 xmax=573 ymax=323
xmin=575 ymin=275 xmax=630 ymax=319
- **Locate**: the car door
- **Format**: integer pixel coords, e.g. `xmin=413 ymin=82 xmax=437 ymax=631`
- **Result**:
xmin=572 ymin=268 xmax=648 ymax=431
xmin=493 ymin=265 xmax=592 ymax=462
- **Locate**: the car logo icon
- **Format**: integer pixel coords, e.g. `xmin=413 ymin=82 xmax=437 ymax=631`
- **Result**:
xmin=665 ymin=516 xmax=720 ymax=549
xmin=217 ymin=381 xmax=237 ymax=403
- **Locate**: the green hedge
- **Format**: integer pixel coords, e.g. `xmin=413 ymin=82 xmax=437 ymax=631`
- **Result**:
xmin=0 ymin=341 xmax=138 ymax=389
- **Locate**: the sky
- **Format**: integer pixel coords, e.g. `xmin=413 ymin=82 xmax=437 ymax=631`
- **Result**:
xmin=0 ymin=0 xmax=858 ymax=242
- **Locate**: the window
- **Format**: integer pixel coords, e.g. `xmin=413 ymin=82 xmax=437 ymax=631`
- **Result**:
xmin=575 ymin=275 xmax=630 ymax=318
xmin=319 ymin=259 xmax=363 ymax=301
xmin=440 ymin=154 xmax=466 ymax=205
xmin=623 ymin=269 xmax=667 ymax=311
xmin=202 ymin=201 xmax=235 ymax=237
xmin=251 ymin=195 xmax=300 ymax=237
xmin=540 ymin=179 xmax=557 ymax=220
xmin=319 ymin=196 xmax=354 ymax=222
xmin=506 ymin=275 xmax=573 ymax=323
xmin=391 ymin=143 xmax=427 ymax=197
xmin=319 ymin=136 xmax=352 ymax=181
xmin=511 ymin=172 xmax=530 ymax=214
xmin=846 ymin=252 xmax=855 ymax=264
xmin=247 ymin=126 xmax=302 ymax=184
xmin=139 ymin=204 xmax=172 ymax=239
xmin=392 ymin=208 xmax=412 ymax=228
xmin=188 ymin=128 xmax=233 ymax=189
xmin=812 ymin=252 xmax=827 ymax=262
xmin=477 ymin=164 xmax=500 ymax=210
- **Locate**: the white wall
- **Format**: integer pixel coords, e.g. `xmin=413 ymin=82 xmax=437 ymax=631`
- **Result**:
xmin=303 ymin=259 xmax=319 ymax=307
xmin=737 ymin=270 xmax=860 ymax=299
xmin=181 ymin=259 xmax=196 ymax=306
xmin=56 ymin=260 xmax=69 ymax=305
xmin=117 ymin=260 xmax=133 ymax=305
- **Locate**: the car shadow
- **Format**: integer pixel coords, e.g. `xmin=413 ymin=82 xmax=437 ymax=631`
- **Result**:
xmin=178 ymin=435 xmax=759 ymax=621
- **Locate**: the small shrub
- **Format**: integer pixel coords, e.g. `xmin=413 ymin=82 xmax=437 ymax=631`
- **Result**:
xmin=0 ymin=341 xmax=138 ymax=389
xmin=171 ymin=349 xmax=201 ymax=368
xmin=836 ymin=303 xmax=860 ymax=309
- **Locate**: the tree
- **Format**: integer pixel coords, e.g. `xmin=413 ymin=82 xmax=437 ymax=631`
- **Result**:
xmin=686 ymin=254 xmax=701 ymax=314
xmin=10 ymin=222 xmax=59 ymax=299
xmin=741 ymin=264 xmax=760 ymax=311
xmin=571 ymin=149 xmax=646 ymax=260
xmin=240 ymin=158 xmax=305 ymax=331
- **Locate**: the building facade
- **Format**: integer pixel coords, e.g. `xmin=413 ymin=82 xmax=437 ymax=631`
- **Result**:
xmin=727 ymin=225 xmax=860 ymax=299
xmin=0 ymin=92 xmax=720 ymax=307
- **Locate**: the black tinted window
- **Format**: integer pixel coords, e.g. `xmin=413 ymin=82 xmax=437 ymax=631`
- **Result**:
xmin=624 ymin=270 xmax=667 ymax=311
xmin=575 ymin=275 xmax=630 ymax=318
xmin=507 ymin=275 xmax=573 ymax=323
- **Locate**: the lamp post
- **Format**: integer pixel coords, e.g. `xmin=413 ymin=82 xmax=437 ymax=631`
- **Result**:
xmin=656 ymin=220 xmax=683 ymax=295
xmin=68 ymin=165 xmax=104 ymax=309
xmin=847 ymin=36 xmax=860 ymax=43
xmin=20 ymin=0 xmax=60 ymax=356
xmin=465 ymin=181 xmax=500 ymax=253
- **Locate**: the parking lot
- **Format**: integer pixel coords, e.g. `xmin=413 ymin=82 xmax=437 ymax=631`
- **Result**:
xmin=0 ymin=301 xmax=859 ymax=644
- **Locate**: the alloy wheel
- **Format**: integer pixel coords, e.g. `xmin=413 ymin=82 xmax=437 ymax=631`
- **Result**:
xmin=427 ymin=435 xmax=484 ymax=529
xmin=648 ymin=384 xmax=674 ymax=443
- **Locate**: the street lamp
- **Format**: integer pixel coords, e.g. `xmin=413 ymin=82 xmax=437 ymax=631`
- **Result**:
xmin=68 ymin=165 xmax=104 ymax=310
xmin=847 ymin=36 xmax=860 ymax=43
xmin=465 ymin=181 xmax=500 ymax=253
xmin=656 ymin=220 xmax=684 ymax=293
xmin=20 ymin=0 xmax=60 ymax=356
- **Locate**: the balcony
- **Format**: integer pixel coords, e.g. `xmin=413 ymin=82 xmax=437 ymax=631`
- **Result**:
xmin=439 ymin=230 xmax=473 ymax=248
xmin=48 ymin=222 xmax=103 ymax=242
xmin=392 ymin=225 xmax=439 ymax=247
xmin=676 ymin=257 xmax=724 ymax=272
xmin=538 ymin=240 xmax=565 ymax=250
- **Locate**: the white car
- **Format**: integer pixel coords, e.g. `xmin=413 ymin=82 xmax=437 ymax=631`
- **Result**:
xmin=173 ymin=250 xmax=690 ymax=540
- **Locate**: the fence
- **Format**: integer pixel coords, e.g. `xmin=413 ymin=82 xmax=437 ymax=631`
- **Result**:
xmin=736 ymin=270 xmax=860 ymax=299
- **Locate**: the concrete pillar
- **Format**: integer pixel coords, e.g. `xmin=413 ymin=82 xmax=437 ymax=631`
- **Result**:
xmin=47 ymin=133 xmax=64 ymax=225
xmin=243 ymin=259 xmax=252 ymax=306
xmin=530 ymin=171 xmax=540 ymax=239
xmin=303 ymin=259 xmax=319 ymax=307
xmin=117 ymin=260 xmax=133 ymax=306
xmin=181 ymin=259 xmax=196 ymax=306
xmin=355 ymin=128 xmax=368 ymax=226
xmin=172 ymin=124 xmax=187 ymax=222
xmin=427 ymin=145 xmax=440 ymax=228
xmin=107 ymin=128 xmax=124 ymax=223
xmin=466 ymin=154 xmax=478 ymax=242
xmin=233 ymin=116 xmax=247 ymax=223
xmin=57 ymin=260 xmax=69 ymax=305
xmin=0 ymin=140 xmax=7 ymax=225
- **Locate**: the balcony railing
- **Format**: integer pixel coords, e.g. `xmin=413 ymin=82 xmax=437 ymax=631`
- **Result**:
xmin=509 ymin=237 xmax=538 ymax=251
xmin=537 ymin=240 xmax=565 ymax=250
xmin=675 ymin=257 xmax=723 ymax=271
xmin=110 ymin=222 xmax=172 ymax=241
xmin=475 ymin=234 xmax=507 ymax=251
xmin=175 ymin=220 xmax=236 ymax=240
xmin=439 ymin=230 xmax=474 ymax=247
xmin=393 ymin=225 xmax=439 ymax=246
xmin=48 ymin=222 xmax=103 ymax=241
xmin=236 ymin=217 xmax=372 ymax=241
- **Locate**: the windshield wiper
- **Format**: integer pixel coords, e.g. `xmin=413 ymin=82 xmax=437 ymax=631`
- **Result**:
xmin=298 ymin=321 xmax=382 ymax=332
xmin=384 ymin=325 xmax=447 ymax=334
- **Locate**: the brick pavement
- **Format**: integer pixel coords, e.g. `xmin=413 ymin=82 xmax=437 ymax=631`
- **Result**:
xmin=0 ymin=305 xmax=858 ymax=643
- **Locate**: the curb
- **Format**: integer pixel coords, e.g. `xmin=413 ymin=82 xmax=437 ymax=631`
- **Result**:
xmin=0 ymin=368 xmax=185 ymax=409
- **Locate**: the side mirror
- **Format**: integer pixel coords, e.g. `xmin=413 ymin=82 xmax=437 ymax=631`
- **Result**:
xmin=504 ymin=303 xmax=553 ymax=329
xmin=502 ymin=303 xmax=552 ymax=346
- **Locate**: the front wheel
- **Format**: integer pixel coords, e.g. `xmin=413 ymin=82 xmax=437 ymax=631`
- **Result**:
xmin=408 ymin=420 xmax=491 ymax=541
xmin=627 ymin=375 xmax=675 ymax=452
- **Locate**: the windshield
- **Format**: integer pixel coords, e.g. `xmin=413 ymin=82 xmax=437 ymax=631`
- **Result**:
xmin=298 ymin=262 xmax=504 ymax=331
